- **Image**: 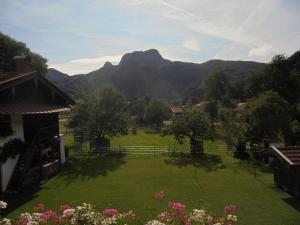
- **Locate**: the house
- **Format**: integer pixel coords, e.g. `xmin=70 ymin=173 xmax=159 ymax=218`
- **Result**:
xmin=234 ymin=102 xmax=248 ymax=121
xmin=171 ymin=106 xmax=184 ymax=118
xmin=194 ymin=101 xmax=208 ymax=110
xmin=271 ymin=146 xmax=300 ymax=196
xmin=0 ymin=56 xmax=74 ymax=193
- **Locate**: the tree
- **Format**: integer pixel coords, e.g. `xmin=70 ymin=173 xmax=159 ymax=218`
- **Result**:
xmin=219 ymin=107 xmax=248 ymax=158
xmin=0 ymin=33 xmax=48 ymax=75
xmin=171 ymin=111 xmax=209 ymax=154
xmin=69 ymin=86 xmax=130 ymax=146
xmin=245 ymin=53 xmax=300 ymax=104
xmin=204 ymin=68 xmax=229 ymax=133
xmin=205 ymin=68 xmax=229 ymax=102
xmin=144 ymin=99 xmax=170 ymax=126
xmin=247 ymin=91 xmax=289 ymax=145
xmin=130 ymin=97 xmax=147 ymax=123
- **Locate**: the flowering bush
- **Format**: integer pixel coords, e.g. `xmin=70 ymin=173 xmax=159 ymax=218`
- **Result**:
xmin=0 ymin=192 xmax=238 ymax=225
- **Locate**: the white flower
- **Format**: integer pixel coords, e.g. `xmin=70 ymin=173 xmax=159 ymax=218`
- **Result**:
xmin=190 ymin=209 xmax=206 ymax=222
xmin=63 ymin=208 xmax=76 ymax=217
xmin=227 ymin=214 xmax=238 ymax=222
xmin=145 ymin=220 xmax=166 ymax=225
xmin=1 ymin=218 xmax=11 ymax=225
xmin=0 ymin=201 xmax=7 ymax=209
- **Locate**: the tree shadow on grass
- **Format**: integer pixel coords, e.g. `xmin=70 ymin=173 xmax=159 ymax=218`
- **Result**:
xmin=58 ymin=153 xmax=127 ymax=184
xmin=1 ymin=153 xmax=127 ymax=216
xmin=282 ymin=196 xmax=300 ymax=212
xmin=164 ymin=152 xmax=224 ymax=171
xmin=231 ymin=160 xmax=273 ymax=176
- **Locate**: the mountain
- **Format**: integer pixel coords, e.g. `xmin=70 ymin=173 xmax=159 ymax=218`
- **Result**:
xmin=46 ymin=49 xmax=266 ymax=101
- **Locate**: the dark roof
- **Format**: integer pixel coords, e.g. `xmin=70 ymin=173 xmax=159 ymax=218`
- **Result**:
xmin=0 ymin=101 xmax=71 ymax=114
xmin=272 ymin=146 xmax=300 ymax=166
xmin=0 ymin=71 xmax=75 ymax=105
xmin=0 ymin=72 xmax=35 ymax=86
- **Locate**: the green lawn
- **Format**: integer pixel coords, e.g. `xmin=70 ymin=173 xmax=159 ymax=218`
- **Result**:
xmin=5 ymin=128 xmax=300 ymax=225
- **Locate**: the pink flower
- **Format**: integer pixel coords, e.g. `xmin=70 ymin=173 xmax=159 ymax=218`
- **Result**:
xmin=60 ymin=204 xmax=72 ymax=212
xmin=17 ymin=217 xmax=28 ymax=225
xmin=40 ymin=210 xmax=57 ymax=219
xmin=168 ymin=202 xmax=186 ymax=212
xmin=154 ymin=191 xmax=165 ymax=200
xmin=224 ymin=205 xmax=237 ymax=214
xmin=102 ymin=208 xmax=118 ymax=216
xmin=33 ymin=203 xmax=45 ymax=211
xmin=158 ymin=211 xmax=171 ymax=220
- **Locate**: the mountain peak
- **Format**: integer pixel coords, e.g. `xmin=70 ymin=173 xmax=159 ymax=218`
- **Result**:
xmin=119 ymin=49 xmax=166 ymax=67
xmin=103 ymin=61 xmax=113 ymax=68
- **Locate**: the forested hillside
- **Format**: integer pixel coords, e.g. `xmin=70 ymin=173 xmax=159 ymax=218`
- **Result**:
xmin=46 ymin=49 xmax=265 ymax=101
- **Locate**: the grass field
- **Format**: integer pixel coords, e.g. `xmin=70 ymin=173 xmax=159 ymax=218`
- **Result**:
xmin=4 ymin=127 xmax=300 ymax=225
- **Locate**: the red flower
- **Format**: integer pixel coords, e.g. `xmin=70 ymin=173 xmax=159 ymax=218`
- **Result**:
xmin=102 ymin=208 xmax=118 ymax=216
xmin=224 ymin=205 xmax=237 ymax=214
xmin=33 ymin=203 xmax=45 ymax=211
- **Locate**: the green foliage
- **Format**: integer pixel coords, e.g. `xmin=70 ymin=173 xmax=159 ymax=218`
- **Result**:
xmin=247 ymin=91 xmax=289 ymax=144
xmin=69 ymin=86 xmax=130 ymax=139
xmin=130 ymin=97 xmax=147 ymax=123
xmin=0 ymin=33 xmax=48 ymax=75
xmin=245 ymin=52 xmax=300 ymax=104
xmin=0 ymin=138 xmax=25 ymax=162
xmin=171 ymin=111 xmax=209 ymax=145
xmin=219 ymin=107 xmax=248 ymax=158
xmin=204 ymin=68 xmax=229 ymax=102
xmin=144 ymin=99 xmax=171 ymax=126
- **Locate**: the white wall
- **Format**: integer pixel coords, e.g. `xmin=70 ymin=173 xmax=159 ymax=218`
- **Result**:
xmin=0 ymin=115 xmax=24 ymax=147
xmin=0 ymin=115 xmax=24 ymax=192
xmin=1 ymin=155 xmax=19 ymax=192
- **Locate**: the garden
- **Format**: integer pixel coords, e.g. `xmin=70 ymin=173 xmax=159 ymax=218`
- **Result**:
xmin=2 ymin=129 xmax=300 ymax=225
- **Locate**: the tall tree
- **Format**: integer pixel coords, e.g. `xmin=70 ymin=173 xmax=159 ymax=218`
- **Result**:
xmin=171 ymin=111 xmax=209 ymax=154
xmin=144 ymin=99 xmax=170 ymax=126
xmin=69 ymin=86 xmax=130 ymax=146
xmin=247 ymin=91 xmax=289 ymax=145
xmin=0 ymin=33 xmax=48 ymax=75
xmin=130 ymin=97 xmax=147 ymax=123
xmin=204 ymin=68 xmax=229 ymax=133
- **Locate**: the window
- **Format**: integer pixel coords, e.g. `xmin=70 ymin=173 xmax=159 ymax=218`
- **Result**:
xmin=0 ymin=115 xmax=13 ymax=137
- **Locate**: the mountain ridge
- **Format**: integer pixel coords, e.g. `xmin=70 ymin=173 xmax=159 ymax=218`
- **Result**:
xmin=46 ymin=49 xmax=266 ymax=100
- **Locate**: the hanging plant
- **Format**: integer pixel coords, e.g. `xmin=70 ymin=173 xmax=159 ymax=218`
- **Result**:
xmin=0 ymin=138 xmax=25 ymax=163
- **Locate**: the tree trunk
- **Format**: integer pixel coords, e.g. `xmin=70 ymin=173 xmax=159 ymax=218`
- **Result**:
xmin=190 ymin=138 xmax=204 ymax=155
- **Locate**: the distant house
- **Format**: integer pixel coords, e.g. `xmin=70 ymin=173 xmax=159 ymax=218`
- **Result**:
xmin=171 ymin=106 xmax=184 ymax=118
xmin=271 ymin=146 xmax=300 ymax=196
xmin=234 ymin=102 xmax=248 ymax=121
xmin=194 ymin=101 xmax=208 ymax=110
xmin=0 ymin=56 xmax=74 ymax=193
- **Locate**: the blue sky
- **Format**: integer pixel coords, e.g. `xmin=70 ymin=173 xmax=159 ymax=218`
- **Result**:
xmin=1 ymin=0 xmax=300 ymax=74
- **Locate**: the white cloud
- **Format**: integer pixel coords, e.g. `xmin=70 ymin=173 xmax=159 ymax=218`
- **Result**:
xmin=2 ymin=0 xmax=300 ymax=73
xmin=182 ymin=37 xmax=201 ymax=51
xmin=49 ymin=55 xmax=122 ymax=75
xmin=123 ymin=0 xmax=300 ymax=62
xmin=248 ymin=45 xmax=276 ymax=59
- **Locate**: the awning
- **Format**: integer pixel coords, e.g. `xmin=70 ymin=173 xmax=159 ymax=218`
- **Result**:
xmin=0 ymin=101 xmax=71 ymax=114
